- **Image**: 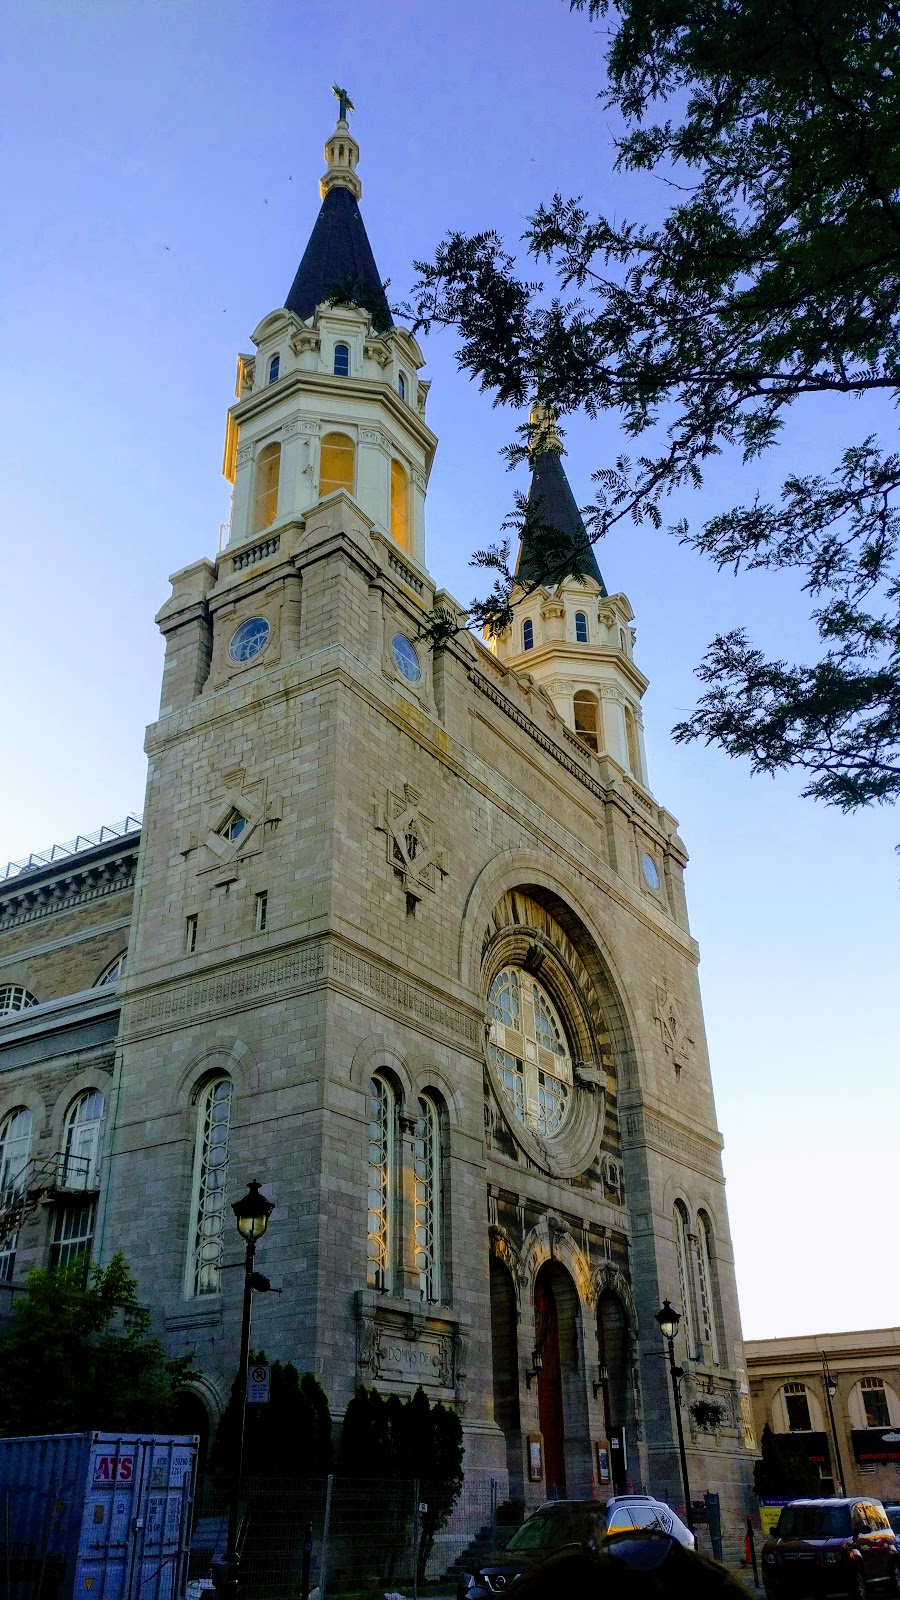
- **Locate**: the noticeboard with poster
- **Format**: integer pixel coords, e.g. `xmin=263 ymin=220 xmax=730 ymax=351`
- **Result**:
xmin=595 ymin=1441 xmax=611 ymax=1484
xmin=758 ymin=1499 xmax=791 ymax=1537
xmin=527 ymin=1434 xmax=544 ymax=1483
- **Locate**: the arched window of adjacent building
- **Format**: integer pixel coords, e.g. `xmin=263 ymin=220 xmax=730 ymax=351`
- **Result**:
xmin=782 ymin=1382 xmax=813 ymax=1432
xmin=398 ymin=372 xmax=406 ymax=400
xmin=251 ymin=441 xmax=281 ymax=533
xmin=333 ymin=342 xmax=350 ymax=377
xmin=94 ymin=951 xmax=126 ymax=987
xmin=0 ymin=1107 xmax=34 ymax=1282
xmin=189 ymin=1076 xmax=232 ymax=1297
xmin=522 ymin=619 xmax=534 ymax=651
xmin=61 ymin=1090 xmax=105 ymax=1191
xmin=673 ymin=1201 xmax=696 ymax=1357
xmin=268 ymin=353 xmax=280 ymax=383
xmin=855 ymin=1377 xmax=895 ymax=1429
xmin=319 ymin=431 xmax=355 ymax=499
xmin=390 ymin=459 xmax=410 ymax=551
xmin=624 ymin=704 xmax=640 ymax=776
xmin=415 ymin=1093 xmax=445 ymax=1303
xmin=575 ymin=611 xmax=588 ymax=643
xmin=573 ymin=691 xmax=600 ymax=752
xmin=366 ymin=1073 xmax=396 ymax=1291
xmin=696 ymin=1211 xmax=721 ymax=1365
xmin=0 ymin=986 xmax=38 ymax=1016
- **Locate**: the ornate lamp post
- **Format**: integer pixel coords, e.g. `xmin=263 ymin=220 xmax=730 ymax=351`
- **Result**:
xmin=822 ymin=1355 xmax=847 ymax=1495
xmin=655 ymin=1299 xmax=694 ymax=1532
xmin=222 ymin=1180 xmax=275 ymax=1599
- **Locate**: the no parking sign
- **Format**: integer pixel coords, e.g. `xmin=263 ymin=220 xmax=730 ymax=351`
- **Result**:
xmin=248 ymin=1364 xmax=270 ymax=1404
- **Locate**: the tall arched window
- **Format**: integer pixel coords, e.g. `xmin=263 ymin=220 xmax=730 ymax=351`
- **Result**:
xmin=268 ymin=353 xmax=280 ymax=383
xmin=390 ymin=460 xmax=410 ymax=551
xmin=673 ymin=1201 xmax=696 ymax=1357
xmin=0 ymin=1107 xmax=34 ymax=1282
xmin=95 ymin=952 xmax=126 ymax=986
xmin=251 ymin=441 xmax=281 ymax=533
xmin=573 ymin=690 xmax=600 ymax=752
xmin=366 ymin=1074 xmax=396 ymax=1291
xmin=398 ymin=372 xmax=406 ymax=400
xmin=624 ymin=704 xmax=640 ymax=776
xmin=189 ymin=1077 xmax=233 ymax=1297
xmin=575 ymin=611 xmax=588 ymax=643
xmin=415 ymin=1094 xmax=444 ymax=1302
xmin=61 ymin=1090 xmax=105 ymax=1191
xmin=319 ymin=431 xmax=355 ymax=498
xmin=522 ymin=619 xmax=534 ymax=651
xmin=333 ymin=342 xmax=350 ymax=377
xmin=696 ymin=1211 xmax=721 ymax=1364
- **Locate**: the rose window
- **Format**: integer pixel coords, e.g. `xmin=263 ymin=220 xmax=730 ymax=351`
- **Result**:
xmin=488 ymin=966 xmax=573 ymax=1137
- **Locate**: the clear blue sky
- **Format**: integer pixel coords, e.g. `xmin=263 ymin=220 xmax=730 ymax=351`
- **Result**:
xmin=2 ymin=0 xmax=897 ymax=1340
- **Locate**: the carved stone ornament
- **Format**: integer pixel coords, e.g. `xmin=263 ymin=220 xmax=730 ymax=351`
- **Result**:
xmin=654 ymin=982 xmax=694 ymax=1070
xmin=289 ymin=328 xmax=320 ymax=356
xmin=355 ymin=1292 xmax=460 ymax=1396
xmin=374 ymin=784 xmax=448 ymax=903
xmin=189 ymin=780 xmax=282 ymax=882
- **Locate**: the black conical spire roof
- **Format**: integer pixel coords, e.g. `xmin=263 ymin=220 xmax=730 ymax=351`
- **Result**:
xmin=516 ymin=448 xmax=608 ymax=594
xmin=284 ymin=185 xmax=393 ymax=330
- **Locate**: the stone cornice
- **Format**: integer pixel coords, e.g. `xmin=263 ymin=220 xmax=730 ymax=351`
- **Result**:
xmin=620 ymin=1104 xmax=724 ymax=1179
xmin=0 ymin=985 xmax=121 ymax=1050
xmin=0 ymin=849 xmax=138 ymax=934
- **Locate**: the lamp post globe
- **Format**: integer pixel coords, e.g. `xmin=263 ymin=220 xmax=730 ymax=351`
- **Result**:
xmin=232 ymin=1178 xmax=274 ymax=1242
xmin=655 ymin=1299 xmax=681 ymax=1343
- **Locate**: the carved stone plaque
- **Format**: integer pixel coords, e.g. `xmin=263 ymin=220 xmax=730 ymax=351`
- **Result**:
xmin=355 ymin=1291 xmax=461 ymax=1396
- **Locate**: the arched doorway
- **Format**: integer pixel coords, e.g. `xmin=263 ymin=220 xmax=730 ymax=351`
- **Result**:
xmin=534 ymin=1261 xmax=591 ymax=1498
xmin=597 ymin=1290 xmax=630 ymax=1492
xmin=490 ymin=1255 xmax=523 ymax=1497
xmin=171 ymin=1389 xmax=212 ymax=1481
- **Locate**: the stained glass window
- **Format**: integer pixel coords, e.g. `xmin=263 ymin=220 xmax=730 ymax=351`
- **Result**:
xmin=673 ymin=1202 xmax=697 ymax=1357
xmin=487 ymin=968 xmax=572 ymax=1137
xmin=696 ymin=1212 xmax=720 ymax=1364
xmin=366 ymin=1075 xmax=394 ymax=1290
xmin=191 ymin=1077 xmax=232 ymax=1296
xmin=415 ymin=1095 xmax=442 ymax=1302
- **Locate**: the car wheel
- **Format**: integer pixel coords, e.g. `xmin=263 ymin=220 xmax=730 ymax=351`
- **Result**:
xmin=847 ymin=1566 xmax=867 ymax=1600
xmin=888 ymin=1564 xmax=900 ymax=1597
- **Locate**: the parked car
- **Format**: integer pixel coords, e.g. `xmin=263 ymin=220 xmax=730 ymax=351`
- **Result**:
xmin=761 ymin=1497 xmax=900 ymax=1598
xmin=887 ymin=1508 xmax=900 ymax=1542
xmin=456 ymin=1495 xmax=694 ymax=1599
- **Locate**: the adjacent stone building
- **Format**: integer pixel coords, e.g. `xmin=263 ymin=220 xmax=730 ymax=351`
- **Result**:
xmin=747 ymin=1329 xmax=900 ymax=1509
xmin=0 ymin=97 xmax=754 ymax=1539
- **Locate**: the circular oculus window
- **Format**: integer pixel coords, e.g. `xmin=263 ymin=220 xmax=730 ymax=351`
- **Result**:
xmin=390 ymin=633 xmax=422 ymax=682
xmin=487 ymin=966 xmax=573 ymax=1138
xmin=641 ymin=852 xmax=660 ymax=890
xmin=229 ymin=616 xmax=270 ymax=663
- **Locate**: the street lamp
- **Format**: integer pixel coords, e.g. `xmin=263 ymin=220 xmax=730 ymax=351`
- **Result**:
xmin=821 ymin=1355 xmax=846 ymax=1495
xmin=655 ymin=1300 xmax=694 ymax=1533
xmin=222 ymin=1181 xmax=275 ymax=1599
xmin=524 ymin=1346 xmax=543 ymax=1390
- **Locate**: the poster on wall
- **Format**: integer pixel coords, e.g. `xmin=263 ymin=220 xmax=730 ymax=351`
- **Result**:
xmin=595 ymin=1441 xmax=611 ymax=1484
xmin=527 ymin=1435 xmax=544 ymax=1483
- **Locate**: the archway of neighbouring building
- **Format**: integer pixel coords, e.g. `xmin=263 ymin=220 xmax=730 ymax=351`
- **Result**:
xmin=597 ymin=1289 xmax=630 ymax=1492
xmin=534 ymin=1260 xmax=591 ymax=1498
xmin=171 ymin=1389 xmax=212 ymax=1480
xmin=490 ymin=1255 xmax=524 ymax=1499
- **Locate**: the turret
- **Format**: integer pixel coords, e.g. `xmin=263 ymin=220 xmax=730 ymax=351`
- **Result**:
xmin=221 ymin=89 xmax=435 ymax=572
xmin=492 ymin=407 xmax=650 ymax=788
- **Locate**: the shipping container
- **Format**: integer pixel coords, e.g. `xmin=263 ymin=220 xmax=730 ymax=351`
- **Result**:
xmin=0 ymin=1432 xmax=198 ymax=1600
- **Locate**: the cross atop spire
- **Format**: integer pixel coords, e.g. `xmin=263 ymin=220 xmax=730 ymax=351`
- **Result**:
xmin=332 ymin=84 xmax=354 ymax=123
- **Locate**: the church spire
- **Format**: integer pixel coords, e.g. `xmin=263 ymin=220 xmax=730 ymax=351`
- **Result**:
xmin=284 ymin=88 xmax=392 ymax=329
xmin=516 ymin=403 xmax=607 ymax=594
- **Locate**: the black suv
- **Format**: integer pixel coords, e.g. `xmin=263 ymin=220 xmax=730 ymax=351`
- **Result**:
xmin=762 ymin=1497 xmax=900 ymax=1597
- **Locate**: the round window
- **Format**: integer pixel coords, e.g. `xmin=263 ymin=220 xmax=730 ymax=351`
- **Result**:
xmin=487 ymin=967 xmax=573 ymax=1137
xmin=229 ymin=617 xmax=270 ymax=664
xmin=641 ymin=853 xmax=660 ymax=890
xmin=390 ymin=633 xmax=422 ymax=682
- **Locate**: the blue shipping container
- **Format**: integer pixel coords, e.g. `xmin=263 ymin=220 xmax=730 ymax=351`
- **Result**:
xmin=0 ymin=1433 xmax=197 ymax=1600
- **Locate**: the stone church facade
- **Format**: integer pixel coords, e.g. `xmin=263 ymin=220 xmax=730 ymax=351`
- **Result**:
xmin=0 ymin=99 xmax=754 ymax=1537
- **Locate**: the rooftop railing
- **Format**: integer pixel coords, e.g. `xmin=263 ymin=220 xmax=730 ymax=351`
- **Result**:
xmin=1 ymin=815 xmax=142 ymax=883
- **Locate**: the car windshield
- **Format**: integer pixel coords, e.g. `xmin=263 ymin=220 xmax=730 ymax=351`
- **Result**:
xmin=776 ymin=1506 xmax=852 ymax=1538
xmin=888 ymin=1511 xmax=900 ymax=1536
xmin=507 ymin=1508 xmax=604 ymax=1552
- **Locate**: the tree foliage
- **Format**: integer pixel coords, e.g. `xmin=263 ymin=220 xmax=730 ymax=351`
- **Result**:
xmin=0 ymin=1254 xmax=196 ymax=1436
xmin=210 ymin=1354 xmax=333 ymax=1479
xmin=339 ymin=1385 xmax=463 ymax=1580
xmin=754 ymin=1423 xmax=822 ymax=1498
xmin=410 ymin=0 xmax=900 ymax=823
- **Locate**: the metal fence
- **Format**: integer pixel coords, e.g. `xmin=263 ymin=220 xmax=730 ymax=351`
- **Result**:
xmin=188 ymin=1475 xmax=505 ymax=1600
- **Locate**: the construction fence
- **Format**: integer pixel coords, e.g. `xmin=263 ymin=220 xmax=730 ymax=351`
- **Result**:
xmin=188 ymin=1474 xmax=502 ymax=1600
